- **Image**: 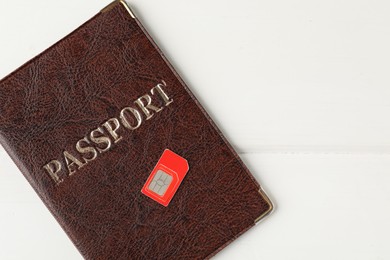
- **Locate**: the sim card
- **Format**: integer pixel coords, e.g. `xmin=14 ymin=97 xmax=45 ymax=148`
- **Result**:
xmin=141 ymin=149 xmax=189 ymax=206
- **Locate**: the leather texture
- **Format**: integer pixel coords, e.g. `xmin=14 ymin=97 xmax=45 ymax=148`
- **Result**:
xmin=0 ymin=1 xmax=272 ymax=259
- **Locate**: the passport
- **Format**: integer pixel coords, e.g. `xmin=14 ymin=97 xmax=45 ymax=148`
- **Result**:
xmin=0 ymin=1 xmax=273 ymax=259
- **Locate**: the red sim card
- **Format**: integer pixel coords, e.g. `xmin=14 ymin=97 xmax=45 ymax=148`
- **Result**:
xmin=141 ymin=149 xmax=189 ymax=206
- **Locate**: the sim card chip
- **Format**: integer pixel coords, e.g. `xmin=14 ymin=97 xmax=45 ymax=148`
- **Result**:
xmin=148 ymin=170 xmax=173 ymax=196
xmin=141 ymin=149 xmax=189 ymax=206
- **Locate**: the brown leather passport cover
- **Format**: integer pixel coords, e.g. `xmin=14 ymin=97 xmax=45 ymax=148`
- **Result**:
xmin=0 ymin=1 xmax=273 ymax=259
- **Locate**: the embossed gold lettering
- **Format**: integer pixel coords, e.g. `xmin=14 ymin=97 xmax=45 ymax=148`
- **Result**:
xmin=43 ymin=160 xmax=63 ymax=185
xmin=64 ymin=151 xmax=85 ymax=175
xmin=76 ymin=137 xmax=98 ymax=164
xmin=103 ymin=118 xmax=123 ymax=143
xmin=90 ymin=127 xmax=112 ymax=153
xmin=43 ymin=81 xmax=173 ymax=185
xmin=120 ymin=107 xmax=142 ymax=130
xmin=135 ymin=94 xmax=163 ymax=120
xmin=152 ymin=81 xmax=173 ymax=106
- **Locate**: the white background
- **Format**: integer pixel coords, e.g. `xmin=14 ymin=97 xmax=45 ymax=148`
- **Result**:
xmin=1 ymin=0 xmax=390 ymax=259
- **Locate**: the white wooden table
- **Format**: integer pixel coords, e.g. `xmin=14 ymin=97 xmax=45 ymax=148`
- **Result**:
xmin=1 ymin=0 xmax=389 ymax=259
